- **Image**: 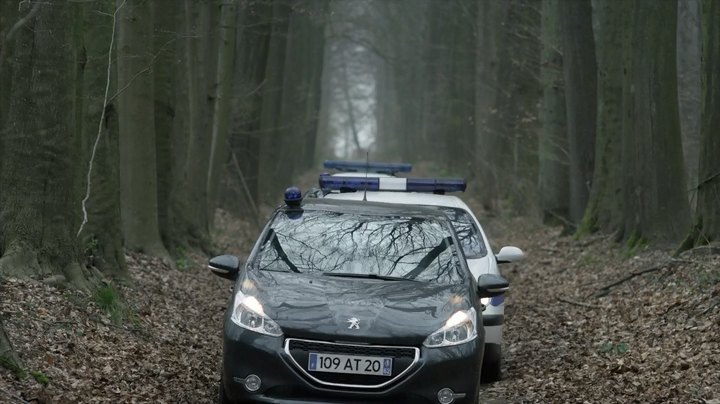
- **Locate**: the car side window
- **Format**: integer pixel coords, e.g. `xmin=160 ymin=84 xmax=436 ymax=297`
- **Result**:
xmin=440 ymin=208 xmax=487 ymax=259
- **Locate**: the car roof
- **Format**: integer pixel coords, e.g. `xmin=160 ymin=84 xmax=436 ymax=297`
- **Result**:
xmin=323 ymin=191 xmax=472 ymax=211
xmin=294 ymin=196 xmax=452 ymax=219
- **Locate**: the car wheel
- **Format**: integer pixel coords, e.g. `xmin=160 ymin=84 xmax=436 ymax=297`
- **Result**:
xmin=481 ymin=344 xmax=502 ymax=383
xmin=218 ymin=379 xmax=231 ymax=404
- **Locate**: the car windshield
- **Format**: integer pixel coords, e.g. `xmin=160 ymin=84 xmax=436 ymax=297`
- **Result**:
xmin=253 ymin=209 xmax=465 ymax=284
xmin=433 ymin=207 xmax=487 ymax=258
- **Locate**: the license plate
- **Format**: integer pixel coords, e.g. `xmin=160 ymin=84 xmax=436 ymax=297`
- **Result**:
xmin=308 ymin=352 xmax=393 ymax=376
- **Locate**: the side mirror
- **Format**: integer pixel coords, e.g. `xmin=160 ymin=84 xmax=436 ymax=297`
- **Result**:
xmin=495 ymin=246 xmax=524 ymax=264
xmin=208 ymin=255 xmax=240 ymax=280
xmin=477 ymin=274 xmax=509 ymax=298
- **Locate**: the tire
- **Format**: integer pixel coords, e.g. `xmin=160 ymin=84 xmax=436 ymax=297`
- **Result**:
xmin=218 ymin=379 xmax=232 ymax=404
xmin=481 ymin=343 xmax=502 ymax=383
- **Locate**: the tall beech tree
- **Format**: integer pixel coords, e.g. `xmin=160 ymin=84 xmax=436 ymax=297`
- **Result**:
xmin=684 ymin=0 xmax=720 ymax=247
xmin=538 ymin=0 xmax=568 ymax=224
xmin=0 ymin=1 xmax=91 ymax=287
xmin=622 ymin=0 xmax=690 ymax=244
xmin=579 ymin=0 xmax=627 ymax=236
xmin=474 ymin=0 xmax=508 ymax=211
xmin=77 ymin=0 xmax=126 ymax=274
xmin=207 ymin=0 xmax=239 ymax=223
xmin=559 ymin=0 xmax=596 ymax=224
xmin=257 ymin=0 xmax=292 ymax=202
xmin=152 ymin=0 xmax=179 ymax=250
xmin=116 ymin=0 xmax=169 ymax=258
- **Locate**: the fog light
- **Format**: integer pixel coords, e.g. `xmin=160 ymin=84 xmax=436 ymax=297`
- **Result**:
xmin=244 ymin=374 xmax=261 ymax=392
xmin=437 ymin=388 xmax=455 ymax=404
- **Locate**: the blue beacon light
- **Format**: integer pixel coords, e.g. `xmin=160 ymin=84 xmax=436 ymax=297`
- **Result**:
xmin=284 ymin=186 xmax=302 ymax=207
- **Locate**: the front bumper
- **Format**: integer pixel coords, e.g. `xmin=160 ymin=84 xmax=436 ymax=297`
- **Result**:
xmin=221 ymin=323 xmax=484 ymax=403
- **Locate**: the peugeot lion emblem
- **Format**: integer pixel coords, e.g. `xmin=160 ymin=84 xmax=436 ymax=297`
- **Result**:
xmin=346 ymin=317 xmax=360 ymax=330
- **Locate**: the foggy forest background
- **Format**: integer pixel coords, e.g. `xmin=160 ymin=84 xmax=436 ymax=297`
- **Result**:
xmin=0 ymin=0 xmax=718 ymax=287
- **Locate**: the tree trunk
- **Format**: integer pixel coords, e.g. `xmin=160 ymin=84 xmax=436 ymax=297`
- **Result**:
xmin=0 ymin=1 xmax=91 ymax=288
xmin=622 ymin=0 xmax=690 ymax=244
xmin=579 ymin=0 xmax=627 ymax=236
xmin=447 ymin=0 xmax=477 ymax=175
xmin=227 ymin=0 xmax=273 ymax=214
xmin=116 ymin=0 xmax=169 ymax=259
xmin=475 ymin=0 xmax=508 ymax=211
xmin=684 ymin=0 xmax=720 ymax=246
xmin=276 ymin=0 xmax=327 ymax=176
xmin=492 ymin=0 xmax=542 ymax=213
xmin=0 ymin=1 xmax=17 ymax=143
xmin=538 ymin=0 xmax=569 ymax=224
xmin=560 ymin=0 xmax=596 ymax=225
xmin=153 ymin=0 xmax=179 ymax=251
xmin=175 ymin=0 xmax=212 ymax=248
xmin=257 ymin=0 xmax=291 ymax=202
xmin=676 ymin=0 xmax=702 ymax=192
xmin=207 ymin=0 xmax=238 ymax=223
xmin=0 ymin=316 xmax=23 ymax=378
xmin=77 ymin=0 xmax=126 ymax=274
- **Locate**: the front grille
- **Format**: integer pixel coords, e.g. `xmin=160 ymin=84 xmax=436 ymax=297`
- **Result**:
xmin=289 ymin=339 xmax=416 ymax=359
xmin=284 ymin=338 xmax=419 ymax=389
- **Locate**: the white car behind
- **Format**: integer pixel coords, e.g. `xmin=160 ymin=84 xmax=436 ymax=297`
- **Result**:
xmin=318 ymin=170 xmax=524 ymax=382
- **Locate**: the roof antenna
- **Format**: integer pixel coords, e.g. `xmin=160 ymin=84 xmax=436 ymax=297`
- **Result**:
xmin=362 ymin=150 xmax=369 ymax=202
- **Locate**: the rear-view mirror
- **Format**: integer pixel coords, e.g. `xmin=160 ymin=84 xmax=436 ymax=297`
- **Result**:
xmin=477 ymin=274 xmax=509 ymax=298
xmin=495 ymin=246 xmax=524 ymax=264
xmin=208 ymin=255 xmax=240 ymax=280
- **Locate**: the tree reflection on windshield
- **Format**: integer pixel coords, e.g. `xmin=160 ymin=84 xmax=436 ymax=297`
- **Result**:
xmin=254 ymin=210 xmax=464 ymax=284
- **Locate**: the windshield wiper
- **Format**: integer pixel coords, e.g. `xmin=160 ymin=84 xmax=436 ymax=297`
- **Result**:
xmin=322 ymin=273 xmax=419 ymax=282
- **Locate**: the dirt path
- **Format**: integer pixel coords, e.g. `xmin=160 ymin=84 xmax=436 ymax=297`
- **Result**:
xmin=480 ymin=217 xmax=719 ymax=403
xmin=0 ymin=214 xmax=718 ymax=403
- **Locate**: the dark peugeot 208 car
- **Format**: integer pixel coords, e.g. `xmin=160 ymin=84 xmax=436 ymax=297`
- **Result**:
xmin=209 ymin=196 xmax=508 ymax=404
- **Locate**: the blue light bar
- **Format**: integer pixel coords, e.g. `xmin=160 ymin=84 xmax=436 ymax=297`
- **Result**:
xmin=318 ymin=175 xmax=466 ymax=193
xmin=323 ymin=160 xmax=412 ymax=174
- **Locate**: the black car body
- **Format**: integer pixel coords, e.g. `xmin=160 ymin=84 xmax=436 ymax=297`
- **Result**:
xmin=210 ymin=198 xmax=507 ymax=404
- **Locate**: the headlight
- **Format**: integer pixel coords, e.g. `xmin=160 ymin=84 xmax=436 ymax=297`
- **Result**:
xmin=423 ymin=308 xmax=477 ymax=348
xmin=230 ymin=291 xmax=283 ymax=337
xmin=479 ymin=297 xmax=490 ymax=306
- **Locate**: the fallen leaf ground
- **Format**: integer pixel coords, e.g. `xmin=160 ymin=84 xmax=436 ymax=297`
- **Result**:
xmin=0 ymin=211 xmax=718 ymax=403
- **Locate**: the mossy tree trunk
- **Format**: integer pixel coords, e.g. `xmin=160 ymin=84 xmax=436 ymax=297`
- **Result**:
xmin=685 ymin=0 xmax=720 ymax=246
xmin=579 ymin=0 xmax=628 ymax=237
xmin=0 ymin=316 xmax=23 ymax=377
xmin=538 ymin=0 xmax=569 ymax=225
xmin=77 ymin=0 xmax=126 ymax=275
xmin=0 ymin=1 xmax=91 ymax=288
xmin=622 ymin=0 xmax=690 ymax=244
xmin=116 ymin=0 xmax=169 ymax=259
xmin=559 ymin=0 xmax=596 ymax=225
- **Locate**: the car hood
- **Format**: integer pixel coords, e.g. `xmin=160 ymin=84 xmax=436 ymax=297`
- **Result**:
xmin=242 ymin=270 xmax=472 ymax=345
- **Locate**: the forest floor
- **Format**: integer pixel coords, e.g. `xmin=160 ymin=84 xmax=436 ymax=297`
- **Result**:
xmin=0 ymin=209 xmax=719 ymax=403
